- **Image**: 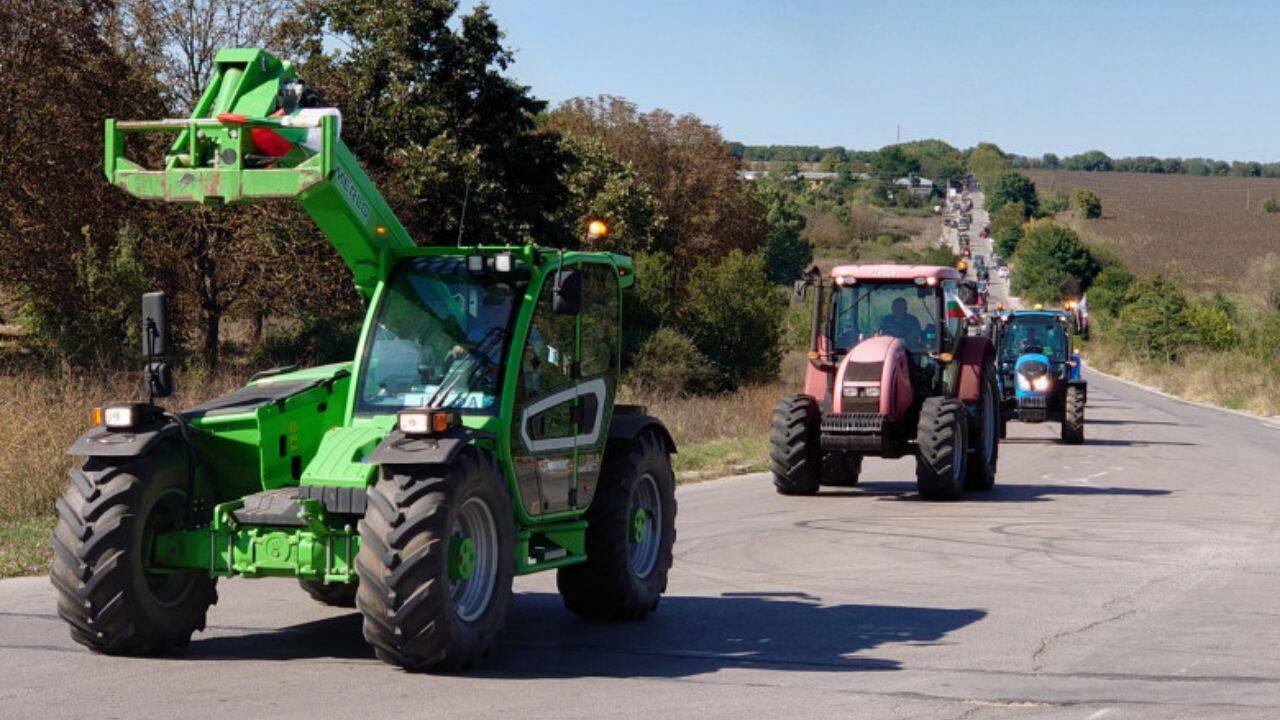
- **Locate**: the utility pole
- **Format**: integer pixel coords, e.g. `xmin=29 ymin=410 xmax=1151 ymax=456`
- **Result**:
xmin=896 ymin=124 xmax=901 ymax=143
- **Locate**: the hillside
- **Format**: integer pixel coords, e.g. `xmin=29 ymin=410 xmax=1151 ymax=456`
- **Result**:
xmin=1025 ymin=170 xmax=1280 ymax=293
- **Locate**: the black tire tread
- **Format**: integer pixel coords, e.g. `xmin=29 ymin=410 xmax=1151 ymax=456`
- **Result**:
xmin=1062 ymin=385 xmax=1086 ymax=444
xmin=557 ymin=431 xmax=676 ymax=620
xmin=299 ymin=578 xmax=358 ymax=608
xmin=50 ymin=449 xmax=216 ymax=655
xmin=915 ymin=397 xmax=968 ymax=500
xmin=769 ymin=395 xmax=820 ymax=495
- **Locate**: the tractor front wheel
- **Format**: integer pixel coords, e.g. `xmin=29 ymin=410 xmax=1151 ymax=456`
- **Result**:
xmin=915 ymin=398 xmax=968 ymax=500
xmin=769 ymin=395 xmax=821 ymax=495
xmin=50 ymin=442 xmax=217 ymax=655
xmin=1062 ymin=386 xmax=1086 ymax=445
xmin=357 ymin=448 xmax=514 ymax=672
xmin=558 ymin=431 xmax=676 ymax=620
xmin=299 ymin=579 xmax=357 ymax=608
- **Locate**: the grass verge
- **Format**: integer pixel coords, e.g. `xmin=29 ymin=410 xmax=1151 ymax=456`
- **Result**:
xmin=0 ymin=516 xmax=53 ymax=578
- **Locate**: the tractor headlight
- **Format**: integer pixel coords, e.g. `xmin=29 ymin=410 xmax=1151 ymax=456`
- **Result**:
xmin=842 ymin=384 xmax=881 ymax=398
xmin=1032 ymin=376 xmax=1051 ymax=392
xmin=102 ymin=404 xmax=138 ymax=429
xmin=1016 ymin=375 xmax=1030 ymax=391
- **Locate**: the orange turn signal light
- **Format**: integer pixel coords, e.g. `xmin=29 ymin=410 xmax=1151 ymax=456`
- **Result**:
xmin=91 ymin=406 xmax=103 ymax=426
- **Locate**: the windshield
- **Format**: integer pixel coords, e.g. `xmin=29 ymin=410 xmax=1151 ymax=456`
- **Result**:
xmin=355 ymin=258 xmax=518 ymax=415
xmin=831 ymin=282 xmax=941 ymax=354
xmin=1001 ymin=316 xmax=1067 ymax=361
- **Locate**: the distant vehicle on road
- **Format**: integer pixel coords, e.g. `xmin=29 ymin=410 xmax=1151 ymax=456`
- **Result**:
xmin=997 ymin=266 xmax=1010 ymax=279
xmin=980 ymin=227 xmax=990 ymax=238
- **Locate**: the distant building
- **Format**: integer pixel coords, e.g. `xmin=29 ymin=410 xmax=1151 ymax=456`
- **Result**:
xmin=737 ymin=169 xmax=867 ymax=188
xmin=894 ymin=175 xmax=935 ymax=198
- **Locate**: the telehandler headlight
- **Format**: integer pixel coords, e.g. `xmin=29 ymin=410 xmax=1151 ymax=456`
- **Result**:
xmin=493 ymin=253 xmax=513 ymax=273
xmin=398 ymin=409 xmax=456 ymax=436
xmin=97 ymin=402 xmax=146 ymax=430
xmin=467 ymin=255 xmax=484 ymax=273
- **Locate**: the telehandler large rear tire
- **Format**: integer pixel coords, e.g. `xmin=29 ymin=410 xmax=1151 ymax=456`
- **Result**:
xmin=769 ymin=395 xmax=820 ymax=495
xmin=299 ymin=579 xmax=357 ymax=608
xmin=50 ymin=442 xmax=217 ymax=655
xmin=915 ymin=398 xmax=968 ymax=500
xmin=357 ymin=448 xmax=514 ymax=672
xmin=1062 ymin=385 xmax=1085 ymax=445
xmin=558 ymin=431 xmax=676 ymax=620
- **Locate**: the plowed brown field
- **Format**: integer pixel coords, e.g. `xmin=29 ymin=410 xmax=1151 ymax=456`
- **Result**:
xmin=1026 ymin=169 xmax=1280 ymax=293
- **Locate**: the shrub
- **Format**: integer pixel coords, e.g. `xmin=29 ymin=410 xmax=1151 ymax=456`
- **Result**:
xmin=1248 ymin=310 xmax=1280 ymax=360
xmin=1070 ymin=188 xmax=1103 ymax=219
xmin=1264 ymin=197 xmax=1280 ymax=214
xmin=625 ymin=327 xmax=718 ymax=395
xmin=1010 ymin=220 xmax=1101 ymax=303
xmin=754 ymin=181 xmax=812 ymax=284
xmin=680 ymin=250 xmax=784 ymax=387
xmin=1037 ymin=191 xmax=1069 ymax=216
xmin=1086 ymin=264 xmax=1135 ymax=318
xmin=1184 ymin=301 xmax=1239 ymax=351
xmin=1114 ymin=275 xmax=1197 ymax=362
xmin=989 ymin=200 xmax=1027 ymax=256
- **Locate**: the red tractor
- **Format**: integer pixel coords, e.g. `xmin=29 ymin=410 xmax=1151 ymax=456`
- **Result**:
xmin=772 ymin=265 xmax=1001 ymax=500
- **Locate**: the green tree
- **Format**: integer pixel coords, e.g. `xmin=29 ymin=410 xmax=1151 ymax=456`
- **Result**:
xmin=987 ymin=171 xmax=1038 ymax=216
xmin=1086 ymin=262 xmax=1135 ymax=318
xmin=295 ymin=0 xmax=572 ymax=247
xmin=1070 ymin=188 xmax=1103 ymax=219
xmin=966 ymin=142 xmax=1009 ymax=190
xmin=989 ymin=201 xmax=1027 ymax=256
xmin=870 ymin=145 xmax=920 ymax=181
xmin=1184 ymin=301 xmax=1239 ymax=351
xmin=680 ymin=251 xmax=784 ymax=387
xmin=625 ymin=327 xmax=718 ymax=395
xmin=752 ymin=179 xmax=812 ymax=284
xmin=1011 ymin=220 xmax=1101 ymax=303
xmin=555 ymin=135 xmax=666 ymax=255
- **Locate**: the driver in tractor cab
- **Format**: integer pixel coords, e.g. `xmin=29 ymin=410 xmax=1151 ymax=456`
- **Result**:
xmin=878 ymin=297 xmax=923 ymax=347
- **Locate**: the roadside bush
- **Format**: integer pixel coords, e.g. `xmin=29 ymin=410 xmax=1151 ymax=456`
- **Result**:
xmin=1070 ymin=188 xmax=1103 ymax=219
xmin=1036 ymin=191 xmax=1069 ymax=216
xmin=1247 ymin=310 xmax=1280 ymax=361
xmin=1086 ymin=263 xmax=1135 ymax=318
xmin=1184 ymin=301 xmax=1240 ymax=351
xmin=623 ymin=252 xmax=677 ymax=359
xmin=1263 ymin=197 xmax=1280 ymax=214
xmin=625 ymin=327 xmax=718 ymax=395
xmin=1011 ymin=220 xmax=1101 ymax=303
xmin=1114 ymin=275 xmax=1197 ymax=362
xmin=680 ymin=250 xmax=784 ymax=387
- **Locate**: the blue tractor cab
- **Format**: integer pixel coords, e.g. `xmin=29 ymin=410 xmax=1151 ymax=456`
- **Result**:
xmin=989 ymin=309 xmax=1086 ymax=444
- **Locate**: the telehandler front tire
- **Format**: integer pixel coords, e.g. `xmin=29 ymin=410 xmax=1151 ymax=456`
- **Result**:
xmin=915 ymin=398 xmax=968 ymax=500
xmin=558 ymin=431 xmax=676 ymax=620
xmin=357 ymin=448 xmax=514 ymax=672
xmin=50 ymin=442 xmax=217 ymax=655
xmin=770 ymin=395 xmax=821 ymax=495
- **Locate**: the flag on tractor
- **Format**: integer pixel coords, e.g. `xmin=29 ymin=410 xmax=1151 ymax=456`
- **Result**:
xmin=945 ymin=293 xmax=973 ymax=321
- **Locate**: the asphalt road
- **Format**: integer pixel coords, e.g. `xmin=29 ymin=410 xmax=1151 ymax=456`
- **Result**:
xmin=4 ymin=371 xmax=1280 ymax=719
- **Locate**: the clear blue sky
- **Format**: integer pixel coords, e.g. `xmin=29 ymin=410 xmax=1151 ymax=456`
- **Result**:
xmin=477 ymin=0 xmax=1278 ymax=161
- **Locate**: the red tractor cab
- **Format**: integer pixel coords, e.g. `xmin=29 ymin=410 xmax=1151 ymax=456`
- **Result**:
xmin=772 ymin=264 xmax=1001 ymax=499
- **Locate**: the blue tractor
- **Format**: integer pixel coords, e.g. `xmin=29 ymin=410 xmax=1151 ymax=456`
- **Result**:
xmin=989 ymin=309 xmax=1086 ymax=444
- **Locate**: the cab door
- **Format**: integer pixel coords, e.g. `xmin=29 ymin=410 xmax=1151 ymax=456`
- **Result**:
xmin=509 ymin=259 xmax=621 ymax=516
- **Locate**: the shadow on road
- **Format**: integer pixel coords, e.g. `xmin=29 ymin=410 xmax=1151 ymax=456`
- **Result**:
xmin=183 ymin=592 xmax=986 ymax=676
xmin=1001 ymin=437 xmax=1195 ymax=447
xmin=818 ymin=481 xmax=1171 ymax=503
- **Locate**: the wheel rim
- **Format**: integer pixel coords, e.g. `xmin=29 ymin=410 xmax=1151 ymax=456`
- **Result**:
xmin=628 ymin=473 xmax=662 ymax=579
xmin=449 ymin=496 xmax=498 ymax=623
xmin=142 ymin=487 xmax=197 ymax=608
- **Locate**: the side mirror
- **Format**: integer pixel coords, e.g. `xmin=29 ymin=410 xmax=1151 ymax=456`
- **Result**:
xmin=147 ymin=361 xmax=174 ymax=399
xmin=553 ymin=269 xmax=583 ymax=315
xmin=141 ymin=292 xmax=169 ymax=357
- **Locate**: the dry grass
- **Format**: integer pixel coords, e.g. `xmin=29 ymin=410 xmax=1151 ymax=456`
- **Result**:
xmin=1085 ymin=342 xmax=1280 ymax=417
xmin=1025 ymin=170 xmax=1280 ymax=293
xmin=0 ymin=369 xmax=248 ymax=522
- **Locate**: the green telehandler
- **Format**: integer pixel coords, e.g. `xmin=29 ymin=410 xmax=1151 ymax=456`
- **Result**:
xmin=51 ymin=48 xmax=677 ymax=671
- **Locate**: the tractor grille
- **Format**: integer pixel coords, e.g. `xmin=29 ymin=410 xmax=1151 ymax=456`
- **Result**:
xmin=822 ymin=412 xmax=885 ymax=434
xmin=843 ymin=361 xmax=883 ymax=383
xmin=840 ymin=396 xmax=880 ymax=414
xmin=1018 ymin=396 xmax=1047 ymax=409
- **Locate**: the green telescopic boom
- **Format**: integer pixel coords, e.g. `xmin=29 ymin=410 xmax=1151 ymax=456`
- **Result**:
xmin=104 ymin=48 xmax=413 ymax=297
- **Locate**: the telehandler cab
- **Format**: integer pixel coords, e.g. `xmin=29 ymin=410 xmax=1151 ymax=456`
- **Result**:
xmin=771 ymin=265 xmax=1000 ymax=500
xmin=51 ymin=48 xmax=677 ymax=672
